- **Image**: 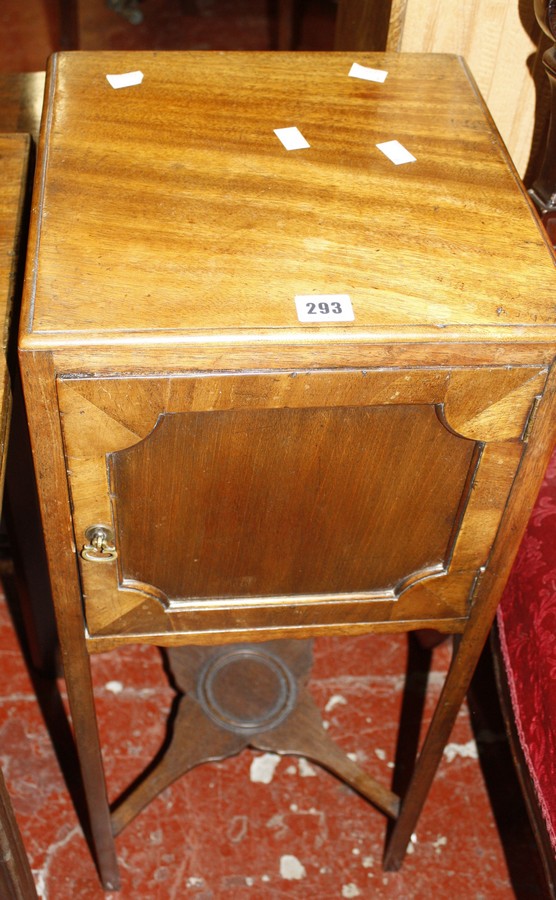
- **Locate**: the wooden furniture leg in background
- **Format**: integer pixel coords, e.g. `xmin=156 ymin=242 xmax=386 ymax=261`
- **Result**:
xmin=334 ymin=0 xmax=396 ymax=51
xmin=278 ymin=0 xmax=294 ymax=50
xmin=0 ymin=769 xmax=37 ymax=900
xmin=529 ymin=0 xmax=556 ymax=246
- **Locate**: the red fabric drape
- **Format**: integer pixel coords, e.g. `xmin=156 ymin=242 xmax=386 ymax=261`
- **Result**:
xmin=497 ymin=447 xmax=556 ymax=850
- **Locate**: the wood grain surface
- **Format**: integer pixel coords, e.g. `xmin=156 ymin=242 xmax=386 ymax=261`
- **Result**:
xmin=20 ymin=51 xmax=556 ymax=355
xmin=335 ymin=0 xmax=551 ymax=177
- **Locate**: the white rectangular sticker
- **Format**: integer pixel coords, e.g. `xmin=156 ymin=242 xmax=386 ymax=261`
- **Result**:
xmin=274 ymin=127 xmax=310 ymax=151
xmin=376 ymin=140 xmax=416 ymax=165
xmin=106 ymin=71 xmax=144 ymax=89
xmin=295 ymin=294 xmax=354 ymax=322
xmin=348 ymin=62 xmax=388 ymax=83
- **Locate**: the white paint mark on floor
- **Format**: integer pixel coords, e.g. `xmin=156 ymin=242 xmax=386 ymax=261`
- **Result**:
xmin=342 ymin=883 xmax=362 ymax=897
xmin=298 ymin=758 xmax=317 ymax=777
xmin=432 ymin=835 xmax=448 ymax=852
xmin=186 ymin=876 xmax=205 ymax=888
xmin=362 ymin=855 xmax=375 ymax=868
xmin=443 ymin=739 xmax=478 ymax=764
xmin=280 ymin=855 xmax=307 ymax=880
xmin=406 ymin=833 xmax=418 ymax=854
xmin=250 ymin=752 xmax=280 ymax=784
xmin=105 ymin=680 xmax=124 ymax=694
xmin=325 ymin=693 xmax=348 ymax=712
xmin=374 ymin=747 xmax=387 ymax=761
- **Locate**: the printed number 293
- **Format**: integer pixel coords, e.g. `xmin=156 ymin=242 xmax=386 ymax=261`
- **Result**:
xmin=306 ymin=301 xmax=342 ymax=315
xmin=294 ymin=294 xmax=354 ymax=323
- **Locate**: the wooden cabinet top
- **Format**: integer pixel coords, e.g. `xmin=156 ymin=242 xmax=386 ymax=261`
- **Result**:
xmin=20 ymin=51 xmax=556 ymax=355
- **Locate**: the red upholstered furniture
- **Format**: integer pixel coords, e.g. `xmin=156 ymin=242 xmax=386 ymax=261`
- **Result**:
xmin=496 ymin=448 xmax=556 ymax=890
xmin=495 ymin=4 xmax=556 ymax=892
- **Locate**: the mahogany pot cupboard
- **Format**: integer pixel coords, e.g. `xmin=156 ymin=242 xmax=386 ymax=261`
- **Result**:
xmin=17 ymin=51 xmax=556 ymax=889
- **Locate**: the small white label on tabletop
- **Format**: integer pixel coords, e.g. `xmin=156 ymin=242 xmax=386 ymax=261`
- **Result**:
xmin=295 ymin=295 xmax=354 ymax=322
xmin=348 ymin=62 xmax=388 ymax=83
xmin=376 ymin=140 xmax=416 ymax=165
xmin=274 ymin=127 xmax=310 ymax=150
xmin=106 ymin=71 xmax=144 ymax=89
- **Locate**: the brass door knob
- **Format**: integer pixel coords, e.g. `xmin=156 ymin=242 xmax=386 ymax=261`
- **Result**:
xmin=81 ymin=525 xmax=118 ymax=562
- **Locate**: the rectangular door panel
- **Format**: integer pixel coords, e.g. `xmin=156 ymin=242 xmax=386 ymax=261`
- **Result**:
xmin=109 ymin=404 xmax=474 ymax=601
xmin=56 ymin=367 xmax=540 ymax=641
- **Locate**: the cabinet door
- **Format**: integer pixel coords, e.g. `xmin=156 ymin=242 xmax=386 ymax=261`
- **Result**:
xmin=57 ymin=366 xmax=546 ymax=644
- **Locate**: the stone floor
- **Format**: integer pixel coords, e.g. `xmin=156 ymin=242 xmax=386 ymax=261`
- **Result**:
xmin=0 ymin=581 xmax=547 ymax=898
